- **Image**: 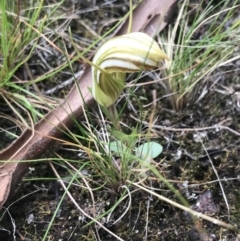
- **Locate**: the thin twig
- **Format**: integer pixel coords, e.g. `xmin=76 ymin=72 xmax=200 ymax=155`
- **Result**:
xmin=128 ymin=181 xmax=236 ymax=231
xmin=201 ymin=142 xmax=230 ymax=219
xmin=43 ymin=70 xmax=84 ymax=95
xmin=131 ymin=116 xmax=240 ymax=136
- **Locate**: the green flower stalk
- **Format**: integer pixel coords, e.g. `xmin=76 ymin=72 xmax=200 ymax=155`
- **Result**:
xmin=92 ymin=32 xmax=169 ymax=107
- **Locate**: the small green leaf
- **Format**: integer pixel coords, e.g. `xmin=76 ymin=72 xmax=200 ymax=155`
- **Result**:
xmin=108 ymin=127 xmax=138 ymax=146
xmin=136 ymin=141 xmax=163 ymax=159
xmin=109 ymin=140 xmax=128 ymax=154
xmin=109 ymin=128 xmax=130 ymax=142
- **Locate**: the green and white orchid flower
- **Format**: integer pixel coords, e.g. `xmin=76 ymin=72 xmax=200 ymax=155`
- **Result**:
xmin=91 ymin=32 xmax=169 ymax=107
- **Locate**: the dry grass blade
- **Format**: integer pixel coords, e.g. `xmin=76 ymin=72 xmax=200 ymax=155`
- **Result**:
xmin=129 ymin=181 xmax=236 ymax=231
xmin=158 ymin=0 xmax=240 ymax=110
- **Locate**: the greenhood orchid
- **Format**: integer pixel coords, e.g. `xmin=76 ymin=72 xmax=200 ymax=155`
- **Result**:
xmin=91 ymin=32 xmax=169 ymax=107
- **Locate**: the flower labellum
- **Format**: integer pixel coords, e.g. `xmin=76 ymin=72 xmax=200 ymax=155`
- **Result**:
xmin=92 ymin=32 xmax=169 ymax=107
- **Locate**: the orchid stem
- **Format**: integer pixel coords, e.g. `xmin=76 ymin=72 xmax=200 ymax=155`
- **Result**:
xmin=108 ymin=104 xmax=121 ymax=130
xmin=101 ymin=104 xmax=121 ymax=130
